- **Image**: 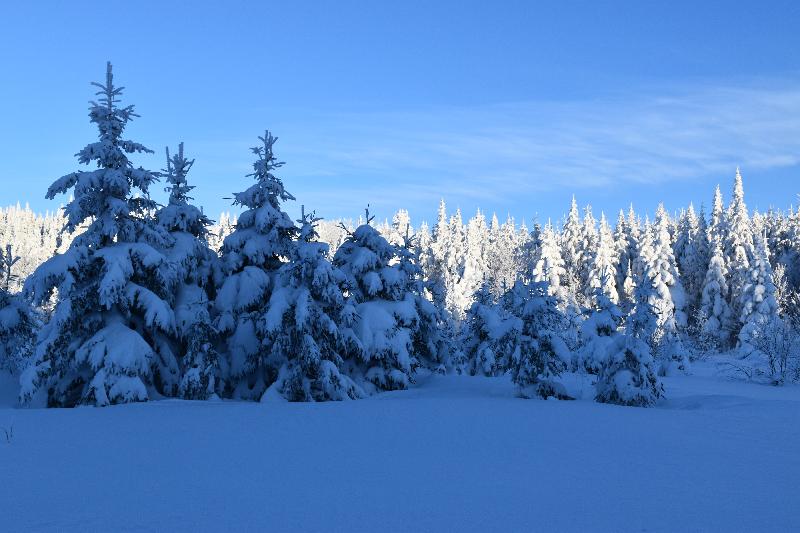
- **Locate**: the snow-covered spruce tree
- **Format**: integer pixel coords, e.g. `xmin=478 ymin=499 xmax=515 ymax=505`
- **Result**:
xmin=208 ymin=212 xmax=237 ymax=255
xmin=707 ymin=185 xmax=727 ymax=254
xmin=387 ymin=209 xmax=412 ymax=247
xmin=0 ymin=245 xmax=35 ymax=374
xmin=505 ymin=280 xmax=572 ymax=400
xmin=532 ymin=220 xmax=566 ymax=298
xmin=738 ymin=233 xmax=779 ymax=357
xmin=577 ymin=205 xmax=599 ymax=305
xmin=260 ymin=207 xmax=364 ymax=401
xmin=561 ymin=196 xmax=583 ymax=300
xmin=395 ymin=223 xmax=453 ymax=373
xmin=578 ymin=288 xmax=623 ymax=374
xmin=454 ymin=209 xmax=489 ymax=314
xmin=216 ymin=131 xmax=298 ymax=400
xmin=156 ymin=143 xmax=220 ymax=400
xmin=629 ymin=225 xmax=689 ymax=375
xmin=613 ymin=210 xmax=631 ymax=304
xmin=585 ymin=213 xmax=618 ymax=304
xmin=21 ymin=63 xmax=179 ymax=407
xmin=674 ymin=203 xmax=708 ymax=322
xmin=595 ymin=333 xmax=663 ymax=407
xmin=444 ymin=208 xmax=466 ymax=319
xmin=461 ymin=278 xmax=517 ymax=376
xmin=725 ymin=168 xmax=755 ymax=326
xmin=427 ymin=199 xmax=449 ymax=311
xmin=517 ymin=219 xmax=537 ymax=284
xmin=333 ymin=208 xmax=434 ymax=391
xmin=652 ymin=204 xmax=688 ymax=329
xmin=698 ymin=239 xmax=733 ymax=349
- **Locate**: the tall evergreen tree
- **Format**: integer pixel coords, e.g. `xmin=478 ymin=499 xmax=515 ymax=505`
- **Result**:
xmin=216 ymin=131 xmax=298 ymax=399
xmin=674 ymin=203 xmax=707 ymax=322
xmin=261 ymin=208 xmax=364 ymax=401
xmin=738 ymin=233 xmax=779 ymax=356
xmin=561 ymin=196 xmax=583 ymax=300
xmin=22 ymin=63 xmax=178 ymax=407
xmin=454 ymin=209 xmax=489 ymax=314
xmin=586 ymin=213 xmax=618 ymax=304
xmin=506 ymin=281 xmax=571 ymax=400
xmin=532 ymin=221 xmax=566 ymax=298
xmin=333 ymin=209 xmax=443 ymax=391
xmin=699 ymin=239 xmax=734 ymax=349
xmin=156 ymin=143 xmax=220 ymax=400
xmin=724 ymin=168 xmax=755 ymax=327
xmin=0 ymin=245 xmax=35 ymax=374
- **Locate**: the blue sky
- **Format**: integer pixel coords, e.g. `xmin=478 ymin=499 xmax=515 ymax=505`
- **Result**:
xmin=1 ymin=1 xmax=799 ymax=227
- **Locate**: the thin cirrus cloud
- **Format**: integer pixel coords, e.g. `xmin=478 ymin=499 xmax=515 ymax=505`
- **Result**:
xmin=272 ymin=78 xmax=800 ymax=217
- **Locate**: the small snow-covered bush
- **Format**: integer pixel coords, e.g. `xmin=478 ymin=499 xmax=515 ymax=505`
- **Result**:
xmin=595 ymin=335 xmax=663 ymax=407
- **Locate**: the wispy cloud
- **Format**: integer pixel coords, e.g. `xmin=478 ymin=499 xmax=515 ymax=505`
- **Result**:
xmin=264 ymin=79 xmax=800 ymax=215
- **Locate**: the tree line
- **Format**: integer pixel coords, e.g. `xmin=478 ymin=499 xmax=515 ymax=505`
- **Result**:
xmin=1 ymin=63 xmax=798 ymax=409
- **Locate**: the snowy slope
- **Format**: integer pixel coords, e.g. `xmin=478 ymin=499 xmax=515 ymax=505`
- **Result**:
xmin=0 ymin=365 xmax=798 ymax=532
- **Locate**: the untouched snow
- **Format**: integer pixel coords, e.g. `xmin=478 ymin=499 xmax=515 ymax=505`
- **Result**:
xmin=1 ymin=364 xmax=799 ymax=532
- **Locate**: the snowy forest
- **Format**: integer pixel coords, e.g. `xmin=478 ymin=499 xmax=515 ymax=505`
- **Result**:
xmin=2 ymin=63 xmax=799 ymax=409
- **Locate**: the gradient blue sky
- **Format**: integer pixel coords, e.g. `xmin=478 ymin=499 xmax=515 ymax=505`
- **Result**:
xmin=1 ymin=1 xmax=799 ymax=227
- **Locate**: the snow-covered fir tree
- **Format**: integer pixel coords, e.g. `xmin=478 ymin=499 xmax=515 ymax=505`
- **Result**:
xmin=585 ymin=213 xmax=618 ymax=304
xmin=595 ymin=333 xmax=663 ymax=407
xmin=454 ymin=209 xmax=489 ymax=313
xmin=505 ymin=281 xmax=571 ymax=400
xmin=156 ymin=143 xmax=220 ymax=400
xmin=674 ymin=203 xmax=708 ymax=321
xmin=651 ymin=204 xmax=688 ymax=329
xmin=737 ymin=233 xmax=779 ymax=357
xmin=444 ymin=208 xmax=466 ymax=319
xmin=427 ymin=199 xmax=450 ymax=311
xmin=698 ymin=239 xmax=734 ymax=349
xmin=532 ymin=221 xmax=566 ymax=298
xmin=261 ymin=207 xmax=364 ymax=402
xmin=0 ymin=245 xmax=35 ymax=373
xmin=577 ymin=205 xmax=599 ymax=304
xmin=578 ymin=289 xmax=623 ymax=374
xmin=21 ymin=63 xmax=178 ymax=407
xmin=461 ymin=278 xmax=516 ymax=376
xmin=208 ymin=212 xmax=237 ymax=254
xmin=561 ymin=196 xmax=583 ymax=299
xmin=216 ymin=130 xmax=298 ymax=400
xmin=333 ymin=208 xmax=443 ymax=391
xmin=724 ymin=168 xmax=755 ymax=328
xmin=628 ymin=221 xmax=689 ymax=375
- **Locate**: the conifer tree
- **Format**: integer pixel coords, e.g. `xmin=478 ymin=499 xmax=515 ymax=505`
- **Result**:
xmin=22 ymin=63 xmax=178 ymax=407
xmin=506 ymin=281 xmax=571 ymax=400
xmin=674 ymin=203 xmax=707 ymax=321
xmin=652 ymin=204 xmax=688 ymax=329
xmin=0 ymin=245 xmax=35 ymax=374
xmin=738 ymin=233 xmax=779 ymax=356
xmin=261 ymin=207 xmax=364 ymax=401
xmin=532 ymin=221 xmax=566 ymax=298
xmin=586 ymin=213 xmax=618 ymax=304
xmin=428 ymin=199 xmax=450 ymax=311
xmin=333 ymin=208 xmax=437 ymax=391
xmin=461 ymin=279 xmax=516 ymax=376
xmin=578 ymin=289 xmax=623 ymax=373
xmin=444 ymin=208 xmax=466 ymax=319
xmin=699 ymin=239 xmax=734 ymax=349
xmin=216 ymin=131 xmax=298 ymax=399
xmin=725 ymin=168 xmax=755 ymax=329
xmin=157 ymin=143 xmax=220 ymax=400
xmin=561 ymin=196 xmax=583 ymax=300
xmin=595 ymin=333 xmax=663 ymax=407
xmin=454 ymin=209 xmax=489 ymax=314
xmin=577 ymin=205 xmax=598 ymax=304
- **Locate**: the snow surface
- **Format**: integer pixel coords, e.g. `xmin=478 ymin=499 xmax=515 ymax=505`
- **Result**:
xmin=0 ymin=363 xmax=798 ymax=532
